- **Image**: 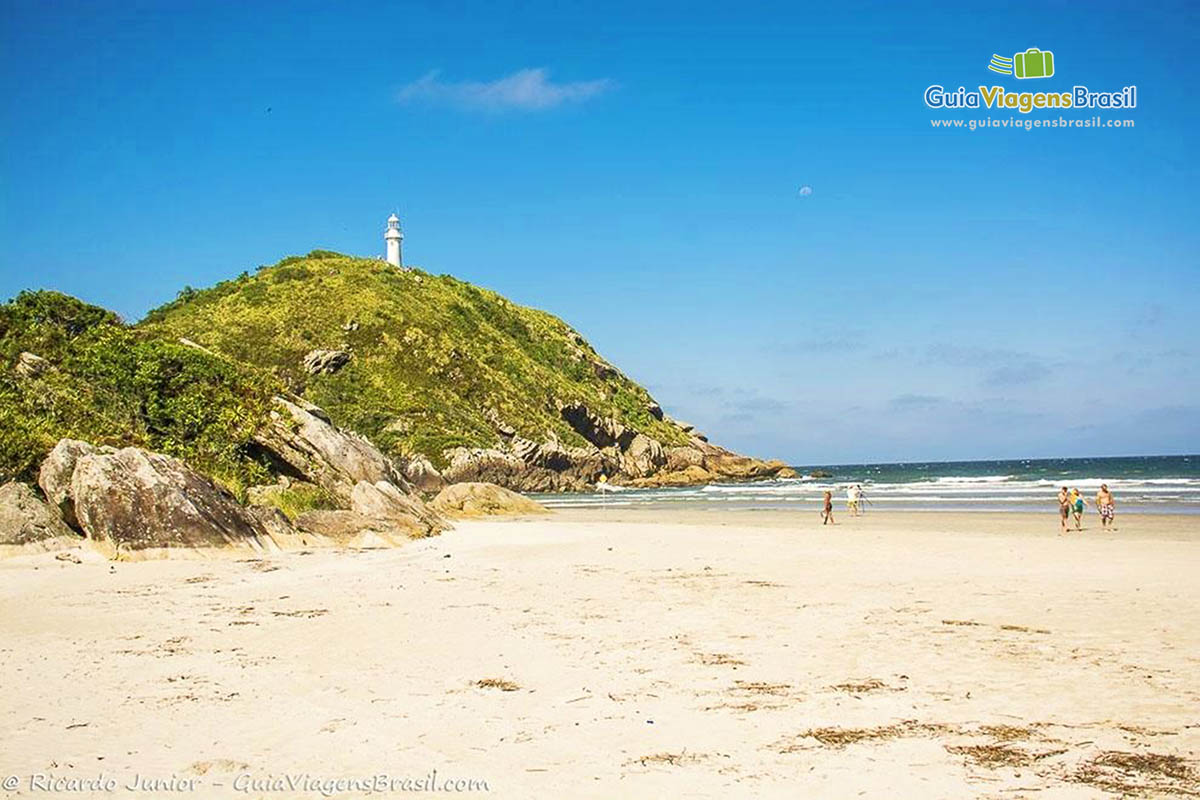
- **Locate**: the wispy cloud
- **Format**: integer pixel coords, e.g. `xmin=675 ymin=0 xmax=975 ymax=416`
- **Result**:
xmin=396 ymin=68 xmax=613 ymax=111
xmin=889 ymin=393 xmax=945 ymax=410
xmin=924 ymin=343 xmax=1057 ymax=388
xmin=983 ymin=362 xmax=1052 ymax=387
xmin=770 ymin=330 xmax=867 ymax=355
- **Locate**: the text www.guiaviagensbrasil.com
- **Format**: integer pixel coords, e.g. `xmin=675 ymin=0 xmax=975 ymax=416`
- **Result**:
xmin=930 ymin=116 xmax=1134 ymax=131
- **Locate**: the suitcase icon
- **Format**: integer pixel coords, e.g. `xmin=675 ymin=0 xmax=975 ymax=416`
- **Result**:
xmin=1014 ymin=48 xmax=1054 ymax=79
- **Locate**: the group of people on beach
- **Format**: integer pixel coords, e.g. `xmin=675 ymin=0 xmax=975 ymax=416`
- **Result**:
xmin=818 ymin=482 xmax=1118 ymax=532
xmin=1057 ymin=484 xmax=1116 ymax=532
xmin=820 ymin=484 xmax=870 ymax=524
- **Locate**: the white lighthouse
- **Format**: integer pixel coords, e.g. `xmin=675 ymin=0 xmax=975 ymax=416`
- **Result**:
xmin=384 ymin=213 xmax=403 ymax=268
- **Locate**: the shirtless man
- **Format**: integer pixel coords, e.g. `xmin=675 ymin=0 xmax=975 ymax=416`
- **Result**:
xmin=822 ymin=491 xmax=835 ymax=525
xmin=1095 ymin=483 xmax=1116 ymax=530
xmin=1057 ymin=486 xmax=1070 ymax=533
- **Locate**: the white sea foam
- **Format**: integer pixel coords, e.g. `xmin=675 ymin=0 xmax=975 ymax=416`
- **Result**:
xmin=536 ymin=471 xmax=1200 ymax=513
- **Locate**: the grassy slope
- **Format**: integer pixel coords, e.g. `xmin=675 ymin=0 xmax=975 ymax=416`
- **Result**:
xmin=140 ymin=252 xmax=688 ymax=469
xmin=0 ymin=291 xmax=277 ymax=492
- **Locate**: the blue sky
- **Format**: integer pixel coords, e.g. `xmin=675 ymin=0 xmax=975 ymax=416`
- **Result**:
xmin=2 ymin=0 xmax=1197 ymax=463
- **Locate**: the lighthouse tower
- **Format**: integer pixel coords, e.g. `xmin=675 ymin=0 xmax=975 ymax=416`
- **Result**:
xmin=384 ymin=213 xmax=403 ymax=268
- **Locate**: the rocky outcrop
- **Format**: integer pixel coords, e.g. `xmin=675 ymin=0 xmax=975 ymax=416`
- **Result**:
xmin=0 ymin=482 xmax=78 ymax=548
xmin=349 ymin=480 xmax=446 ymax=536
xmin=38 ymin=439 xmax=100 ymax=529
xmin=440 ymin=447 xmax=566 ymax=492
xmin=401 ymin=454 xmax=446 ymax=493
xmin=69 ymin=447 xmax=278 ymax=556
xmin=253 ymin=396 xmax=409 ymax=501
xmin=14 ymin=351 xmax=53 ymax=378
xmin=302 ymin=349 xmax=351 ymax=375
xmin=429 ymin=482 xmax=548 ymax=519
xmin=293 ymin=510 xmax=430 ymax=545
xmin=627 ymin=465 xmax=715 ymax=488
xmin=559 ymin=403 xmax=635 ymax=450
xmin=441 ymin=441 xmax=621 ymax=493
xmin=622 ymin=433 xmax=666 ymax=478
xmin=437 ymin=400 xmax=791 ymax=492
xmin=664 ymin=446 xmax=706 ymax=472
xmin=246 ymin=505 xmax=299 ymax=543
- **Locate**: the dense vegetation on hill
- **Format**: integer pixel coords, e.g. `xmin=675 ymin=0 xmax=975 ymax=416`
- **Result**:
xmin=140 ymin=252 xmax=688 ymax=468
xmin=0 ymin=290 xmax=277 ymax=491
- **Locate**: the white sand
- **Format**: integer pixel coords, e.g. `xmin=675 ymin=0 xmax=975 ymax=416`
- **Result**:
xmin=2 ymin=510 xmax=1198 ymax=798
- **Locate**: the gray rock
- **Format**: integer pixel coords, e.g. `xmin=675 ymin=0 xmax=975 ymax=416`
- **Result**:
xmin=70 ymin=448 xmax=277 ymax=555
xmin=560 ymin=403 xmax=635 ymax=450
xmin=510 ymin=436 xmax=580 ymax=472
xmin=665 ymin=445 xmax=706 ymax=472
xmin=401 ymin=454 xmax=446 ymax=493
xmin=349 ymin=480 xmax=446 ymax=535
xmin=442 ymin=447 xmax=526 ymax=485
xmin=14 ymin=351 xmax=53 ymax=378
xmin=429 ymin=482 xmax=548 ymax=518
xmin=293 ymin=509 xmax=431 ymax=544
xmin=623 ymin=434 xmax=667 ymax=478
xmin=38 ymin=439 xmax=99 ymax=530
xmin=444 ymin=447 xmax=571 ymax=492
xmin=245 ymin=505 xmax=298 ymax=542
xmin=0 ymin=482 xmax=77 ymax=546
xmin=302 ymin=349 xmax=351 ymax=375
xmin=253 ymin=396 xmax=409 ymax=501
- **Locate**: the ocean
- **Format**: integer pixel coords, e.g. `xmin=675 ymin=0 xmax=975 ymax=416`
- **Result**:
xmin=534 ymin=455 xmax=1200 ymax=514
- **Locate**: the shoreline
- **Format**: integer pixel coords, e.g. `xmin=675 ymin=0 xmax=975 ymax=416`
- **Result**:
xmin=544 ymin=507 xmax=1200 ymax=540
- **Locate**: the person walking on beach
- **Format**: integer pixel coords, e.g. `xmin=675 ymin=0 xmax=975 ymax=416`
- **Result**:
xmin=1070 ymin=487 xmax=1087 ymax=531
xmin=1057 ymin=486 xmax=1071 ymax=533
xmin=1095 ymin=484 xmax=1116 ymax=530
xmin=822 ymin=490 xmax=835 ymax=525
xmin=846 ymin=484 xmax=860 ymax=516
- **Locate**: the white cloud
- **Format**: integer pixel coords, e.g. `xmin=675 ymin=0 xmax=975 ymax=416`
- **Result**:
xmin=396 ymin=68 xmax=613 ymax=111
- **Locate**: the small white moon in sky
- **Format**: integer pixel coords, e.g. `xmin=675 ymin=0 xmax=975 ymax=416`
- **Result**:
xmin=798 ymin=185 xmax=813 ymax=196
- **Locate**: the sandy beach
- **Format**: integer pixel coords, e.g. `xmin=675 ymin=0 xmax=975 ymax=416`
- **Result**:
xmin=2 ymin=510 xmax=1198 ymax=798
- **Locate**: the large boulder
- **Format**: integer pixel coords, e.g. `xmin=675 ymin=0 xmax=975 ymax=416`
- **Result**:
xmin=443 ymin=444 xmax=613 ymax=492
xmin=253 ymin=396 xmax=409 ymax=501
xmin=510 ymin=437 xmax=619 ymax=484
xmin=622 ymin=433 xmax=667 ymax=478
xmin=628 ymin=465 xmax=714 ymax=488
xmin=246 ymin=505 xmax=299 ymax=542
xmin=443 ymin=447 xmax=528 ymax=485
xmin=302 ymin=349 xmax=351 ymax=375
xmin=38 ymin=439 xmax=100 ymax=529
xmin=349 ymin=480 xmax=447 ymax=535
xmin=665 ymin=446 xmax=706 ymax=472
xmin=0 ymin=482 xmax=78 ymax=548
xmin=14 ymin=351 xmax=53 ymax=378
xmin=559 ymin=403 xmax=635 ymax=450
xmin=293 ymin=509 xmax=431 ymax=545
xmin=70 ymin=447 xmax=278 ymax=556
xmin=702 ymin=451 xmax=785 ymax=480
xmin=429 ymin=482 xmax=549 ymax=519
xmin=401 ymin=454 xmax=446 ymax=493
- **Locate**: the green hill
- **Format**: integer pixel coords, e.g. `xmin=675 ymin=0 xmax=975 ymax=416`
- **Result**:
xmin=3 ymin=252 xmax=789 ymax=497
xmin=0 ymin=290 xmax=277 ymax=490
xmin=139 ymin=251 xmax=689 ymax=469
